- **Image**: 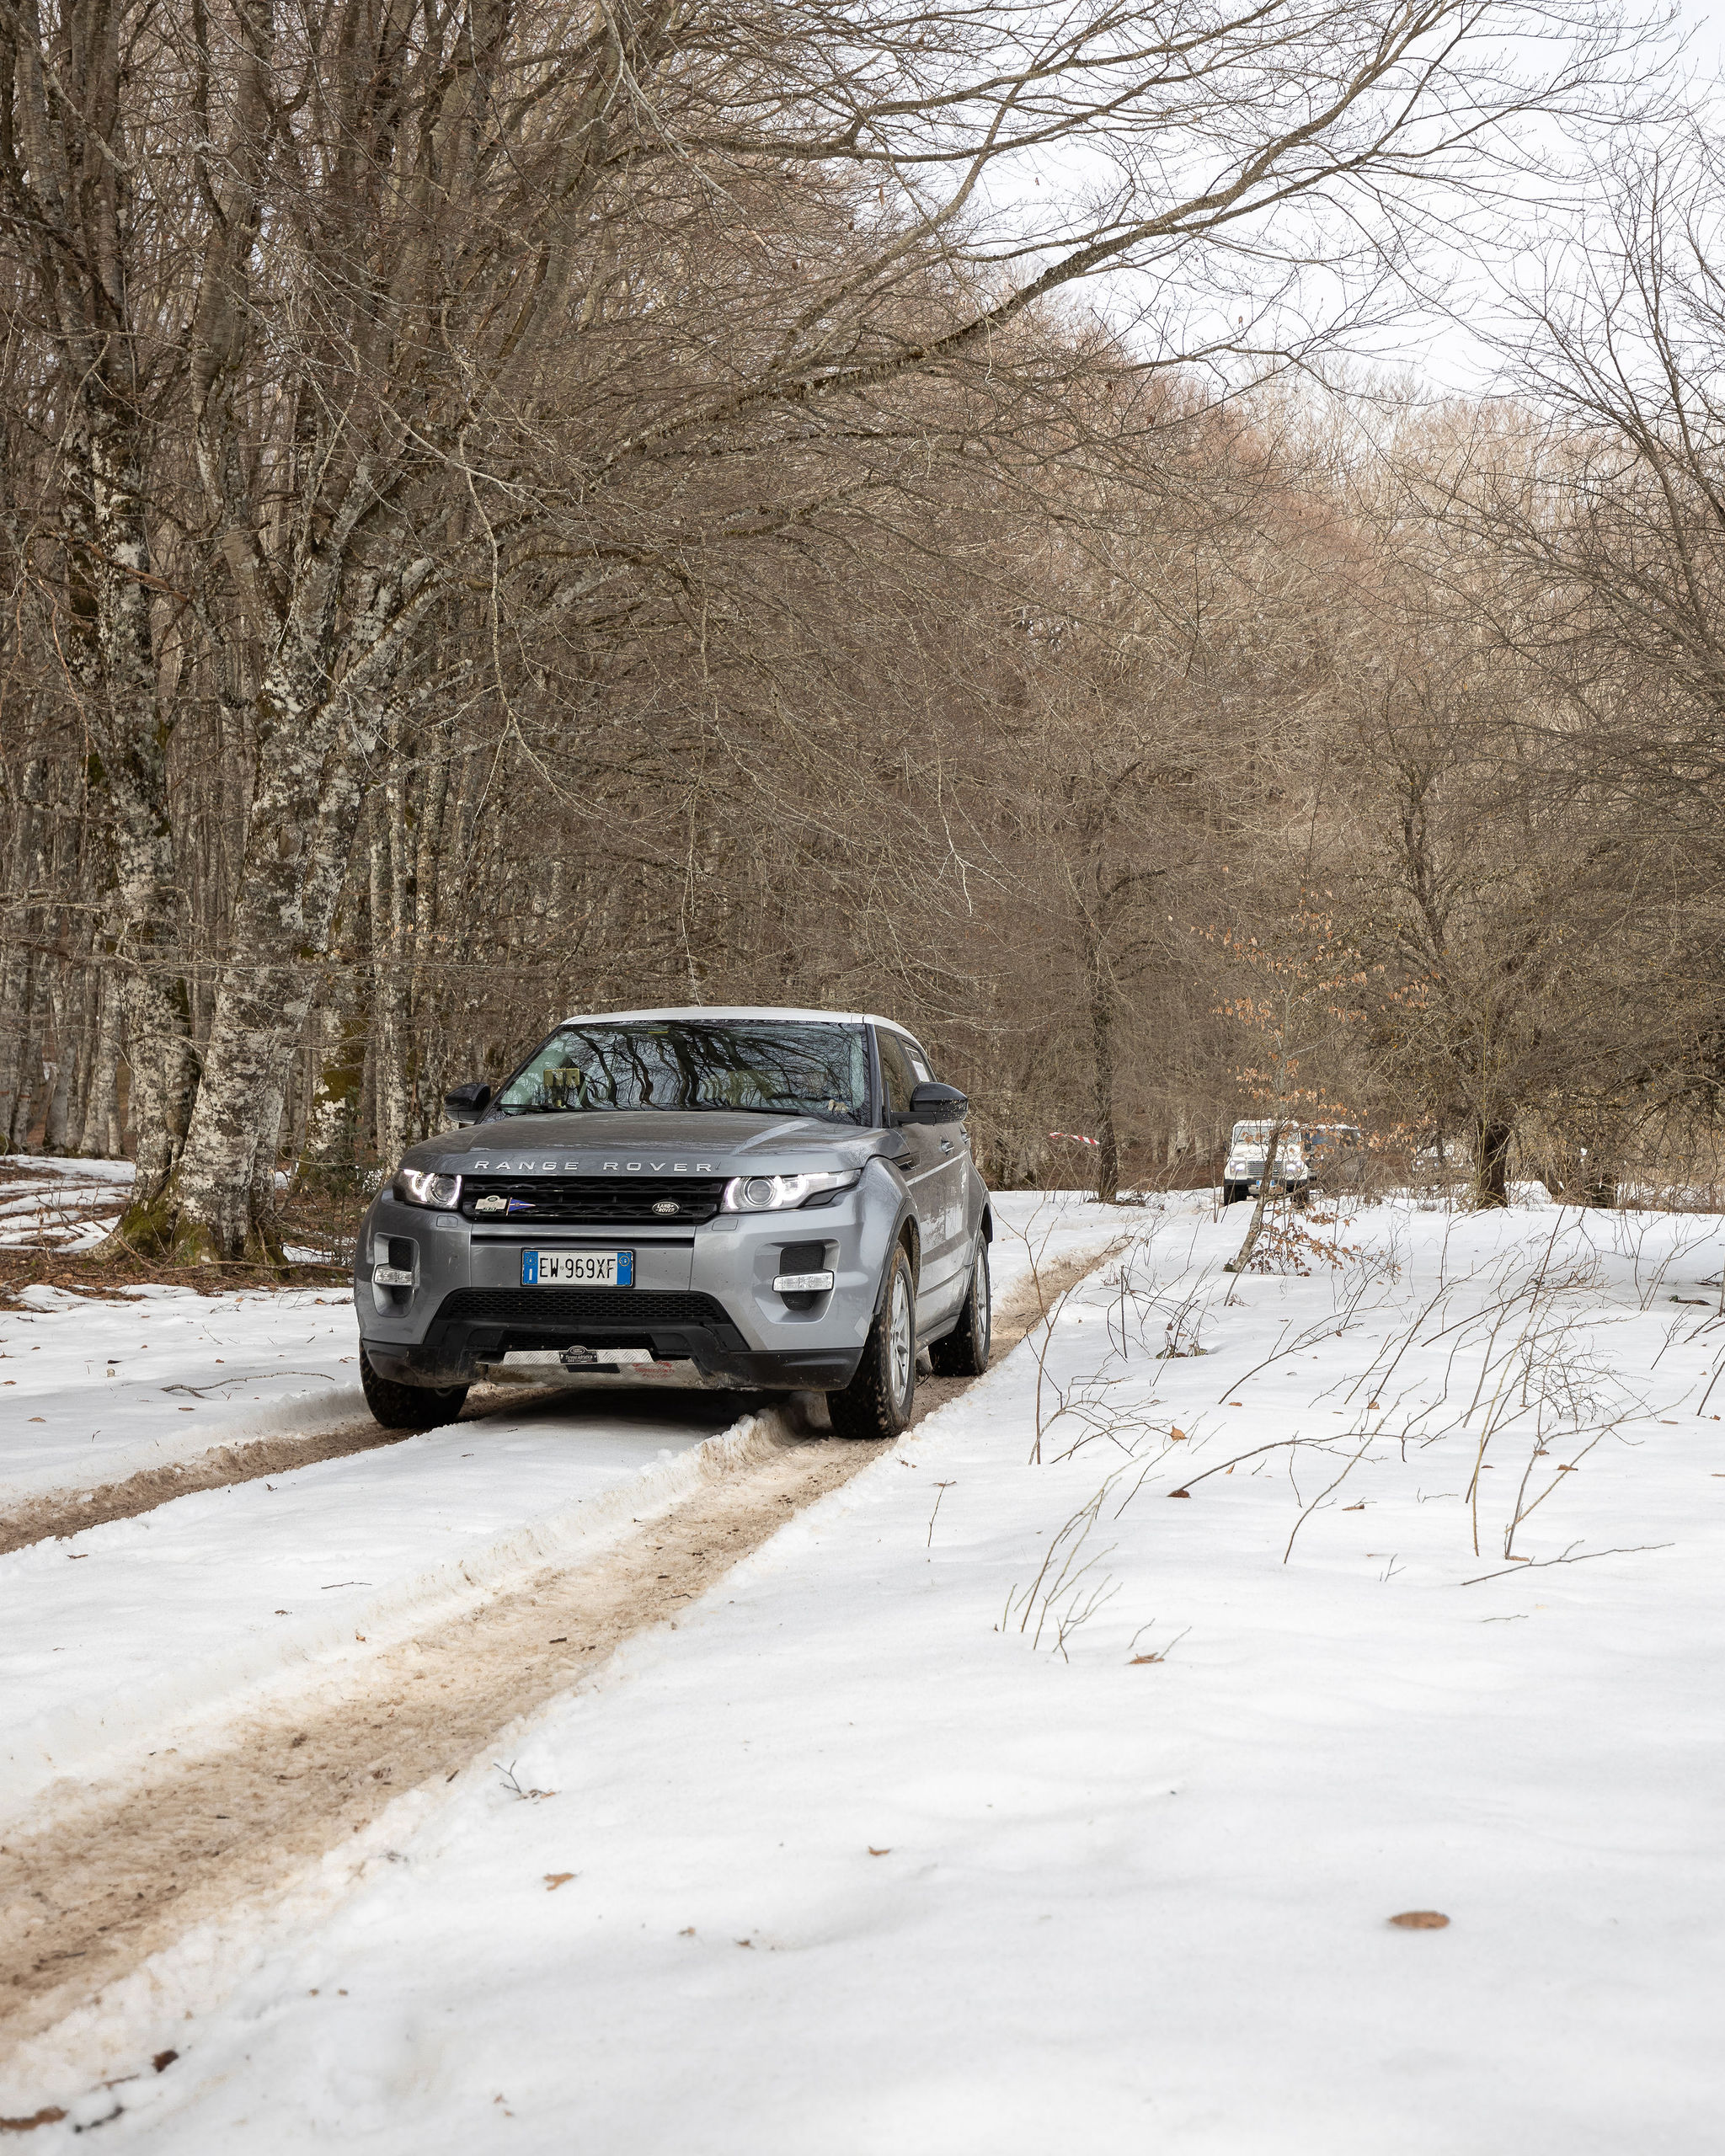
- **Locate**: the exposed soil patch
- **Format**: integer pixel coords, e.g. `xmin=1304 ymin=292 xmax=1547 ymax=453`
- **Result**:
xmin=0 ymin=1246 xmax=1114 ymax=2056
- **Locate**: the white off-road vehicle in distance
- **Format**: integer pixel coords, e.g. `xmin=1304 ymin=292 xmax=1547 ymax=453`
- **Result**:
xmin=1220 ymin=1120 xmax=1310 ymax=1207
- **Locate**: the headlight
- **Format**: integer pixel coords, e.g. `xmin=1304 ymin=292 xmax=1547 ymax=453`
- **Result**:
xmin=720 ymin=1169 xmax=859 ymax=1212
xmin=395 ymin=1166 xmax=462 ymax=1209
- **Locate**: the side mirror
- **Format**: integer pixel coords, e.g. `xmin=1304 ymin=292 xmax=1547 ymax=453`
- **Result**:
xmin=444 ymin=1081 xmax=493 ymax=1126
xmin=901 ymin=1081 xmax=968 ymax=1126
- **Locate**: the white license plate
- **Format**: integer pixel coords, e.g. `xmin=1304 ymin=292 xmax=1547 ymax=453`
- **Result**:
xmin=521 ymin=1249 xmax=634 ymax=1287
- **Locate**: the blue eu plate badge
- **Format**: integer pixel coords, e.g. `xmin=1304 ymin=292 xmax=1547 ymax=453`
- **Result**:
xmin=521 ymin=1249 xmax=634 ymax=1287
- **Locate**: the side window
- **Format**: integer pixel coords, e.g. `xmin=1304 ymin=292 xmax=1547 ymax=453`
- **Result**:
xmin=876 ymin=1030 xmax=916 ymax=1118
xmin=902 ymin=1038 xmax=934 ymax=1085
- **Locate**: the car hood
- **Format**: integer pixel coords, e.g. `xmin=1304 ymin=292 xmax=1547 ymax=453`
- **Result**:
xmin=403 ymin=1110 xmax=894 ymax=1180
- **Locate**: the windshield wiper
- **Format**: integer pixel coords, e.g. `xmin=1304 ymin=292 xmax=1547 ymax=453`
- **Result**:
xmin=685 ymin=1101 xmax=861 ymax=1123
xmin=499 ymin=1099 xmax=859 ymax=1123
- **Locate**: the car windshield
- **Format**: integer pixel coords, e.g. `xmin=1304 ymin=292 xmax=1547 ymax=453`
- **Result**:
xmin=1231 ymin=1121 xmax=1302 ymax=1154
xmin=492 ymin=1022 xmax=870 ymax=1123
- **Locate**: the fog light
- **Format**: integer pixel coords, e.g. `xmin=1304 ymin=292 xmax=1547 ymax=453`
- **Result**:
xmin=373 ymin=1264 xmax=414 ymax=1287
xmin=773 ymin=1270 xmax=834 ymax=1294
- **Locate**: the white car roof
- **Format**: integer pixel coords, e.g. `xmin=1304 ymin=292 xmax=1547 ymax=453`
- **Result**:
xmin=554 ymin=1006 xmax=905 ymax=1032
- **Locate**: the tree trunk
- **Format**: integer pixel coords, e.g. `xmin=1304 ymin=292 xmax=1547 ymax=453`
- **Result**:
xmin=1472 ymin=1118 xmax=1514 ymax=1209
xmin=151 ymin=579 xmax=409 ymax=1258
xmin=1087 ymin=948 xmax=1120 ymax=1203
xmin=371 ymin=734 xmax=414 ymax=1168
xmin=78 ymin=972 xmax=125 ymax=1160
xmin=67 ymin=392 xmax=198 ymax=1228
xmin=42 ymin=978 xmax=73 ymax=1152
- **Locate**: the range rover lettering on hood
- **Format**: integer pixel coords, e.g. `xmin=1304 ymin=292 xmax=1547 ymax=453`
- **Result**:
xmin=462 ymin=1156 xmax=718 ymax=1173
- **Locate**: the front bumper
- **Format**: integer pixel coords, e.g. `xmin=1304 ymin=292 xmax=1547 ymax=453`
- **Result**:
xmin=355 ymin=1173 xmax=899 ymax=1391
xmin=362 ymin=1294 xmax=865 ymax=1392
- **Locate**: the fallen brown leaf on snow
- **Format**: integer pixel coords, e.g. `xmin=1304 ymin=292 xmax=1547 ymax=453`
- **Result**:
xmin=1388 ymin=1910 xmax=1449 ymax=1929
xmin=543 ymin=1872 xmax=574 ymax=1891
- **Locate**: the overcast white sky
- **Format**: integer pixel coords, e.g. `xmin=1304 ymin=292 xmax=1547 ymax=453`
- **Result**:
xmin=1396 ymin=0 xmax=1725 ymax=391
xmin=1000 ymin=1 xmax=1725 ymax=403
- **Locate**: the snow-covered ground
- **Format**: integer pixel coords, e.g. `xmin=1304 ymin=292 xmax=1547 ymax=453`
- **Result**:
xmin=9 ymin=1194 xmax=1724 ymax=2149
xmin=0 ymin=1155 xmax=134 ymax=1250
xmin=1 ymin=1281 xmax=363 ymax=1504
xmin=0 ymin=1194 xmax=1124 ymax=1828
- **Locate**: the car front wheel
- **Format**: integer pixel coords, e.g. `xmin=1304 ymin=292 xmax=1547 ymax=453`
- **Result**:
xmin=360 ymin=1347 xmax=470 ymax=1432
xmin=827 ymin=1241 xmax=917 ymax=1440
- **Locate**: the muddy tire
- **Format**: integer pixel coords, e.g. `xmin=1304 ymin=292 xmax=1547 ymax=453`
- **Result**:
xmin=929 ymin=1239 xmax=991 ymax=1376
xmin=827 ymin=1242 xmax=917 ymax=1440
xmin=360 ymin=1347 xmax=469 ymax=1432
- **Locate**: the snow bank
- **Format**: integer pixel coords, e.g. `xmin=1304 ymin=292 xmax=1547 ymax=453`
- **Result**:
xmin=13 ymin=1197 xmax=1724 ymax=2149
xmin=0 ymin=1285 xmax=364 ymax=1506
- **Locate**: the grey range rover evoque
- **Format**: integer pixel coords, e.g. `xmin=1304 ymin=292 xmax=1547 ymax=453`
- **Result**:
xmin=355 ymin=1006 xmax=993 ymax=1441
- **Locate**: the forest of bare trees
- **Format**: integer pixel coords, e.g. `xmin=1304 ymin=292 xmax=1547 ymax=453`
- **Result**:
xmin=5 ymin=0 xmax=1725 ymax=1257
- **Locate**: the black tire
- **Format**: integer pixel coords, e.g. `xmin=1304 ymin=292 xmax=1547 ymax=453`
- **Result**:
xmin=360 ymin=1346 xmax=469 ymax=1432
xmin=929 ymin=1238 xmax=991 ymax=1376
xmin=1221 ymin=1182 xmax=1246 ymax=1206
xmin=827 ymin=1241 xmax=917 ymax=1440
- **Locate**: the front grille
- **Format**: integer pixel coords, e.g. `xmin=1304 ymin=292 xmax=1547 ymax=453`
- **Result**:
xmin=461 ymin=1176 xmax=727 ymax=1225
xmin=436 ymin=1288 xmax=734 ymax=1330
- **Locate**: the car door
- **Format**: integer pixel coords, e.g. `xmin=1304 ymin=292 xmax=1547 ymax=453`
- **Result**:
xmin=902 ymin=1031 xmax=971 ymax=1309
xmin=879 ymin=1027 xmax=966 ymax=1323
xmin=875 ymin=1027 xmax=948 ymax=1327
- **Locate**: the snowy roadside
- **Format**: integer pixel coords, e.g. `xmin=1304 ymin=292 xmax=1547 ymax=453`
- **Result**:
xmin=0 ymin=1195 xmax=1124 ymax=1830
xmin=0 ymin=1157 xmax=135 ymax=1252
xmin=11 ymin=1197 xmax=1722 ymax=2149
xmin=0 ymin=1283 xmax=365 ymax=1508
